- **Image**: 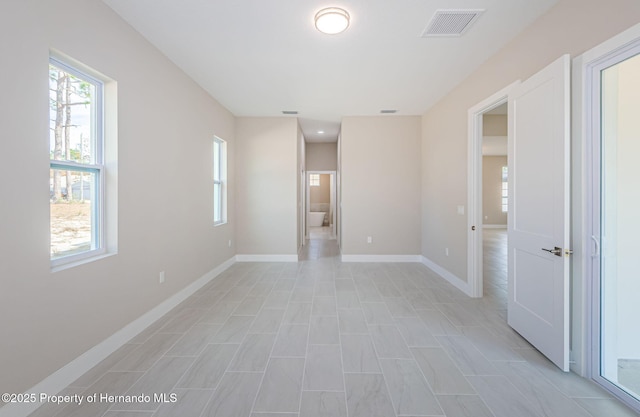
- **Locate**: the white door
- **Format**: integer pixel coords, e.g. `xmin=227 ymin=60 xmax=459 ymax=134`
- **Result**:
xmin=507 ymin=55 xmax=571 ymax=371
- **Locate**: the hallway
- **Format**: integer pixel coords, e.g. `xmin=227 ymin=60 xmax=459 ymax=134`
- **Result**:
xmin=29 ymin=237 xmax=637 ymax=417
xmin=299 ymin=227 xmax=339 ymax=262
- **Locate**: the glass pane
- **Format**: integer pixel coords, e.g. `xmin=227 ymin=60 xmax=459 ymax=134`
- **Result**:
xmin=213 ymin=182 xmax=221 ymax=223
xmin=501 ymin=166 xmax=508 ymax=213
xmin=49 ymin=64 xmax=96 ymax=164
xmin=600 ymin=52 xmax=640 ymax=401
xmin=50 ymin=169 xmax=97 ymax=259
xmin=213 ymin=140 xmax=221 ymax=181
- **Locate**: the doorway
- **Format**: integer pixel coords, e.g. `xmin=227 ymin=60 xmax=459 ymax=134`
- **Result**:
xmin=306 ymin=171 xmax=336 ymax=240
xmin=468 ymin=56 xmax=572 ymax=372
xmin=587 ymin=37 xmax=640 ymax=412
xmin=467 ymin=83 xmax=517 ymax=298
xmin=481 ymin=104 xmax=509 ymax=301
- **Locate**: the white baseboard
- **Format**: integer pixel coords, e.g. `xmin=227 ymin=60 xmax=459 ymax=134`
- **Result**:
xmin=341 ymin=254 xmax=422 ymax=262
xmin=0 ymin=256 xmax=236 ymax=417
xmin=235 ymin=254 xmax=298 ymax=262
xmin=482 ymin=224 xmax=507 ymax=229
xmin=420 ymin=256 xmax=473 ymax=297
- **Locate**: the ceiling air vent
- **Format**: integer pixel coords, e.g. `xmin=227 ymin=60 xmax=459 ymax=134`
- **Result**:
xmin=380 ymin=110 xmax=397 ymax=114
xmin=282 ymin=110 xmax=298 ymax=115
xmin=421 ymin=9 xmax=484 ymax=37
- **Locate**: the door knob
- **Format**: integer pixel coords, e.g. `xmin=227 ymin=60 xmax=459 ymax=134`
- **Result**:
xmin=542 ymin=246 xmax=562 ymax=257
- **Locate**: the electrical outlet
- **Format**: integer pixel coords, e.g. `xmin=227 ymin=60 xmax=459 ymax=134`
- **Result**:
xmin=159 ymin=271 xmax=165 ymax=284
xmin=445 ymin=248 xmax=449 ymax=256
xmin=367 ymin=236 xmax=372 ymax=244
xmin=228 ymin=239 xmax=232 ymax=248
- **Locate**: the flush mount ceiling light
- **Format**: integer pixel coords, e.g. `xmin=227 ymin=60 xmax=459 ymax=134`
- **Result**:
xmin=315 ymin=7 xmax=350 ymax=35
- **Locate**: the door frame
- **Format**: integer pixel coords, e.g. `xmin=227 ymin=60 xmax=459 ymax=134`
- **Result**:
xmin=582 ymin=23 xmax=640 ymax=412
xmin=305 ymin=170 xmax=337 ymax=239
xmin=300 ymin=167 xmax=306 ymax=247
xmin=467 ymin=81 xmax=519 ymax=298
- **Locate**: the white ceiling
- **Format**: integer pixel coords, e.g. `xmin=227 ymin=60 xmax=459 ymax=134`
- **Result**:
xmin=101 ymin=0 xmax=558 ymax=142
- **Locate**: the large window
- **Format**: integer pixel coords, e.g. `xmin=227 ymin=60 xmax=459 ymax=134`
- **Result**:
xmin=49 ymin=57 xmax=104 ymax=264
xmin=213 ymin=136 xmax=227 ymax=225
xmin=309 ymin=174 xmax=320 ymax=186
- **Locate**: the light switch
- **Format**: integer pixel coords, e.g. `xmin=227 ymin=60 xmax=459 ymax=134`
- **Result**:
xmin=457 ymin=205 xmax=465 ymax=215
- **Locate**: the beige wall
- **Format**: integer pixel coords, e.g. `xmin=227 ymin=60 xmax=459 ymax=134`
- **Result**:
xmin=421 ymin=0 xmax=640 ymax=282
xmin=310 ymin=174 xmax=331 ymax=204
xmin=483 ymin=115 xmax=508 ymax=136
xmin=306 ymin=142 xmax=337 ymax=171
xmin=235 ymin=117 xmax=298 ymax=255
xmin=342 ymin=116 xmax=421 ymax=256
xmin=0 ymin=0 xmax=236 ymax=395
xmin=482 ymin=156 xmax=508 ymax=226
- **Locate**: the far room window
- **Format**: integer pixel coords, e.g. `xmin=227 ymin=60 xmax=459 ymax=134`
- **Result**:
xmin=309 ymin=174 xmax=320 ymax=186
xmin=49 ymin=57 xmax=105 ymax=264
xmin=501 ymin=165 xmax=508 ymax=213
xmin=213 ymin=136 xmax=227 ymax=225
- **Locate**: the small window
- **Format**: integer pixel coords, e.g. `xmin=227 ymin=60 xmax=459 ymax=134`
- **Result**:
xmin=213 ymin=136 xmax=227 ymax=225
xmin=501 ymin=166 xmax=508 ymax=213
xmin=309 ymin=174 xmax=320 ymax=186
xmin=49 ymin=57 xmax=105 ymax=264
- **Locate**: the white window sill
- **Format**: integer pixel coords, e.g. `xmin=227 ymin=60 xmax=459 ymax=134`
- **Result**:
xmin=51 ymin=252 xmax=116 ymax=273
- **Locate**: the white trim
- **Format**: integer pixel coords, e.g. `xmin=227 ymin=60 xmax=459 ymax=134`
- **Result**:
xmin=0 ymin=256 xmax=236 ymax=417
xmin=235 ymin=254 xmax=298 ymax=262
xmin=580 ymin=23 xmax=640 ymax=65
xmin=51 ymin=252 xmax=114 ymax=273
xmin=572 ymin=52 xmax=590 ymax=377
xmin=482 ymin=224 xmax=507 ymax=229
xmin=467 ymin=80 xmax=520 ymax=298
xmin=580 ymin=22 xmax=640 ymax=412
xmin=421 ymin=256 xmax=473 ymax=297
xmin=341 ymin=254 xmax=422 ymax=263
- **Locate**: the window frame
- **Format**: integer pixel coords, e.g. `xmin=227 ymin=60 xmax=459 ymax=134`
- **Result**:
xmin=213 ymin=136 xmax=227 ymax=226
xmin=49 ymin=56 xmax=106 ymax=268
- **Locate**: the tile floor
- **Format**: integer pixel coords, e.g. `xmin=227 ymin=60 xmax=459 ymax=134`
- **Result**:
xmin=308 ymin=226 xmax=334 ymax=241
xmin=27 ymin=231 xmax=640 ymax=417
